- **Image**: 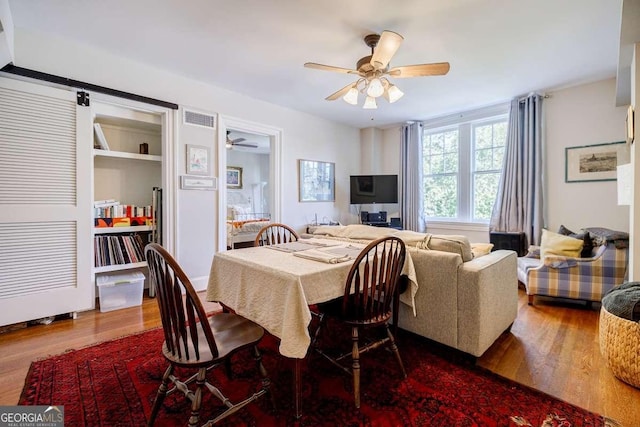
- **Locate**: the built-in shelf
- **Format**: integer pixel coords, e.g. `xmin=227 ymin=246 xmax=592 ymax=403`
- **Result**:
xmin=94 ymin=261 xmax=147 ymax=274
xmin=93 ymin=149 xmax=161 ymax=162
xmin=93 ymin=225 xmax=153 ymax=235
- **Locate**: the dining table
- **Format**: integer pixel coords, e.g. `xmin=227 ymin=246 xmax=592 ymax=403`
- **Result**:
xmin=205 ymin=237 xmax=417 ymax=419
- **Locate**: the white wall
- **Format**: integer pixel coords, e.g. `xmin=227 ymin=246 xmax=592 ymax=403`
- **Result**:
xmin=12 ymin=28 xmax=360 ymax=285
xmin=350 ymin=128 xmax=401 ymax=223
xmin=545 ymin=78 xmax=629 ymax=233
xmin=376 ymin=79 xmax=630 ymax=243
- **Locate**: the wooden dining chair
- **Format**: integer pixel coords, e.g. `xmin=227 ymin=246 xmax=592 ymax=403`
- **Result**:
xmin=311 ymin=236 xmax=407 ymax=408
xmin=254 ymin=223 xmax=300 ymax=246
xmin=144 ymin=243 xmax=274 ymax=426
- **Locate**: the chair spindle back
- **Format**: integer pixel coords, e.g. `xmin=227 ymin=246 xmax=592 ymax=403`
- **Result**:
xmin=254 ymin=223 xmax=300 ymax=246
xmin=145 ymin=243 xmax=218 ymax=361
xmin=342 ymin=236 xmax=406 ymax=323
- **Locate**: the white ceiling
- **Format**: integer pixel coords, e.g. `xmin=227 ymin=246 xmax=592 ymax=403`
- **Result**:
xmin=8 ymin=0 xmax=624 ymax=129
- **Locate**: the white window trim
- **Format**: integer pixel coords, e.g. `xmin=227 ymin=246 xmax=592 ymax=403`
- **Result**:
xmin=422 ymin=102 xmax=509 ymax=225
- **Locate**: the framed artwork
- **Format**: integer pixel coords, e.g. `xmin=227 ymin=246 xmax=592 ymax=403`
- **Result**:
xmin=298 ymin=159 xmax=335 ymax=202
xmin=226 ymin=166 xmax=243 ymax=189
xmin=186 ymin=144 xmax=210 ymax=176
xmin=565 ymin=141 xmax=629 ymax=183
xmin=180 ymin=175 xmax=217 ymax=191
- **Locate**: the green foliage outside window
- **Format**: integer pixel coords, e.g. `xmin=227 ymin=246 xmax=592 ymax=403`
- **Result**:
xmin=423 ymin=118 xmax=507 ymax=223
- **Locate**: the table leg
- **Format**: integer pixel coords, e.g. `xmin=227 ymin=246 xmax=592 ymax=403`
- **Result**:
xmin=294 ymin=358 xmax=302 ymax=419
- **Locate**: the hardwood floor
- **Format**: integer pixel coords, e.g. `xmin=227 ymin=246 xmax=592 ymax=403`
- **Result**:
xmin=0 ymin=289 xmax=638 ymax=426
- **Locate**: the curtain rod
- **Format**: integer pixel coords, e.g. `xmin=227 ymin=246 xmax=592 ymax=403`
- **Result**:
xmin=0 ymin=64 xmax=179 ymax=110
xmin=518 ymin=92 xmax=550 ymax=102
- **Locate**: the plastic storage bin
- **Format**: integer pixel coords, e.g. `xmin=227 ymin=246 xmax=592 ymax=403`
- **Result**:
xmin=96 ymin=272 xmax=145 ymax=312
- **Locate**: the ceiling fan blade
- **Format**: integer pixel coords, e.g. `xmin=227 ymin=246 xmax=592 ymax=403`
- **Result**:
xmin=370 ymin=30 xmax=404 ymax=69
xmin=230 ymin=137 xmax=246 ymax=144
xmin=325 ymin=82 xmax=356 ymax=101
xmin=304 ymin=62 xmax=360 ymax=75
xmin=387 ymin=62 xmax=450 ymax=78
xmin=234 ymin=142 xmax=259 ymax=148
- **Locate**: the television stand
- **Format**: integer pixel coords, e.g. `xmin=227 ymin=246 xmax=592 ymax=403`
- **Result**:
xmin=362 ymin=220 xmax=402 ymax=230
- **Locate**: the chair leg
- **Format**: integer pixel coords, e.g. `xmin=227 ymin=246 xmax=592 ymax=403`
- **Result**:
xmin=310 ymin=312 xmax=325 ymax=350
xmin=188 ymin=368 xmax=206 ymax=427
xmin=253 ymin=345 xmax=277 ymax=412
xmin=385 ymin=324 xmax=407 ymax=378
xmin=528 ymin=295 xmax=534 ymax=305
xmin=148 ymin=364 xmax=173 ymax=427
xmin=351 ymin=326 xmax=361 ymax=409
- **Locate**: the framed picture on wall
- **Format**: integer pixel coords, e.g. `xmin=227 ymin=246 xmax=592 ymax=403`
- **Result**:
xmin=565 ymin=141 xmax=629 ymax=183
xmin=186 ymin=144 xmax=210 ymax=176
xmin=298 ymin=159 xmax=335 ymax=202
xmin=226 ymin=166 xmax=243 ymax=189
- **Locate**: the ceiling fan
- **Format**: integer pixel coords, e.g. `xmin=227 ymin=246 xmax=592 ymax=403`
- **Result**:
xmin=304 ymin=30 xmax=450 ymax=109
xmin=226 ymin=131 xmax=258 ymax=149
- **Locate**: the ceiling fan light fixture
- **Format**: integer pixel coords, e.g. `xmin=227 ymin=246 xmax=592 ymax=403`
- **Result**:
xmin=363 ymin=96 xmax=377 ymax=109
xmin=366 ymin=77 xmax=384 ymax=98
xmin=343 ymin=86 xmax=359 ymax=105
xmin=386 ymin=84 xmax=404 ymax=103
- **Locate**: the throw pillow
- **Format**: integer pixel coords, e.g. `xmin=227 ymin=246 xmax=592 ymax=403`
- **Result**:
xmin=342 ymin=224 xmax=395 ymax=240
xmin=470 ymin=242 xmax=493 ymax=258
xmin=525 ymin=245 xmax=541 ymax=258
xmin=392 ymin=230 xmax=428 ymax=246
xmin=557 ymin=225 xmax=594 ymax=258
xmin=540 ymin=229 xmax=583 ymax=259
xmin=418 ymin=234 xmax=474 ymax=262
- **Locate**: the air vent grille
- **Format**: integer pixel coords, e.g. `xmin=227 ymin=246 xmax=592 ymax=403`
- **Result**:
xmin=184 ymin=110 xmax=216 ymax=129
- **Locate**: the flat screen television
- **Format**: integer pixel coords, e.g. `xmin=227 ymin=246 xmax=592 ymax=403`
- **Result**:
xmin=350 ymin=175 xmax=398 ymax=204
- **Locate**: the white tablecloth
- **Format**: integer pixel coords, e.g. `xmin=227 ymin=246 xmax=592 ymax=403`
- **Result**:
xmin=206 ymin=238 xmax=417 ymax=359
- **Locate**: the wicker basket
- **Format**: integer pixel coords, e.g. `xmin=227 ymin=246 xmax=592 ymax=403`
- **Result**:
xmin=599 ymin=306 xmax=640 ymax=388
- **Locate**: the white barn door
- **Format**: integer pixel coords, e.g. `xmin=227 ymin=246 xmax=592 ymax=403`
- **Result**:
xmin=0 ymin=76 xmax=92 ymax=326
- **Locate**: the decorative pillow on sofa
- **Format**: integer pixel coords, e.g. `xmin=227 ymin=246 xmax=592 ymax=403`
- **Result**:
xmin=557 ymin=224 xmax=594 ymax=258
xmin=540 ymin=229 xmax=583 ymax=259
xmin=312 ymin=225 xmax=347 ymax=237
xmin=524 ymin=245 xmax=541 ymax=258
xmin=470 ymin=242 xmax=494 ymax=258
xmin=342 ymin=224 xmax=396 ymax=240
xmin=392 ymin=230 xmax=429 ymax=246
xmin=417 ymin=234 xmax=474 ymax=262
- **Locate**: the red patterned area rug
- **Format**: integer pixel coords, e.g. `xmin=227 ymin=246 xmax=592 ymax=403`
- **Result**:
xmin=20 ymin=322 xmax=616 ymax=427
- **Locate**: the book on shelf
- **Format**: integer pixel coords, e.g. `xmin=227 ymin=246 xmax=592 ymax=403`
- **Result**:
xmin=94 ymin=233 xmax=148 ymax=267
xmin=93 ymin=123 xmax=110 ymax=150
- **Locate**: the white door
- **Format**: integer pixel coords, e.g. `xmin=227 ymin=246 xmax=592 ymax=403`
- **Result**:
xmin=0 ymin=76 xmax=92 ymax=326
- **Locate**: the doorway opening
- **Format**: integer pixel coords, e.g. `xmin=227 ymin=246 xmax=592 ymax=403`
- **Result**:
xmin=217 ymin=117 xmax=282 ymax=252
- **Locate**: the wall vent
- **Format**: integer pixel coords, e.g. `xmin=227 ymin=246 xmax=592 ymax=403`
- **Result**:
xmin=183 ymin=109 xmax=216 ymax=129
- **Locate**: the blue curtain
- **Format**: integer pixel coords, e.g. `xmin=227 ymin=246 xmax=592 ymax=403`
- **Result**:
xmin=401 ymin=122 xmax=425 ymax=232
xmin=490 ymin=94 xmax=544 ymax=245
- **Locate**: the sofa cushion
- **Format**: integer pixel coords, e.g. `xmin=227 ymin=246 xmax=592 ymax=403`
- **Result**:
xmin=540 ymin=229 xmax=583 ymax=259
xmin=417 ymin=234 xmax=474 ymax=262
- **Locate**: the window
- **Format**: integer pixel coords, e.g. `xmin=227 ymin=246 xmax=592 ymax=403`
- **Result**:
xmin=422 ymin=106 xmax=508 ymax=224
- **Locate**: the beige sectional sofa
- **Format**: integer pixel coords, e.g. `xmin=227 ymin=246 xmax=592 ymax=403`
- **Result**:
xmin=306 ymin=224 xmax=519 ymax=357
